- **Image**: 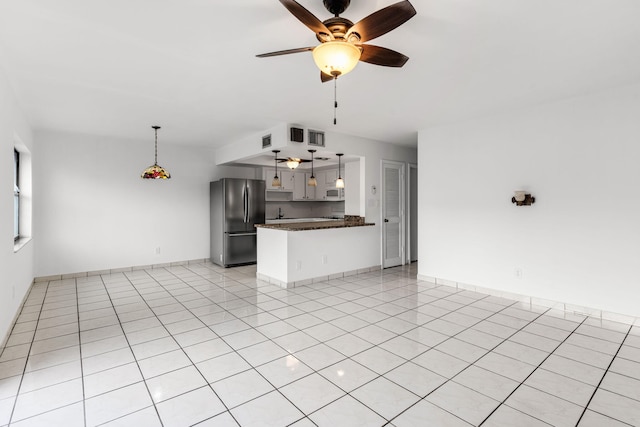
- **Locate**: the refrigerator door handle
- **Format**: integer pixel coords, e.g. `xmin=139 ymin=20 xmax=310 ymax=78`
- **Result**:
xmin=242 ymin=184 xmax=248 ymax=223
xmin=227 ymin=232 xmax=257 ymax=237
xmin=246 ymin=185 xmax=251 ymax=223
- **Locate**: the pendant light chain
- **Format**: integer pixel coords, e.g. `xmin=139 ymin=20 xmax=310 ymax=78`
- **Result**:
xmin=333 ymin=77 xmax=338 ymax=125
xmin=272 ymin=150 xmax=281 ymax=187
xmin=154 ymin=127 xmax=158 ymax=165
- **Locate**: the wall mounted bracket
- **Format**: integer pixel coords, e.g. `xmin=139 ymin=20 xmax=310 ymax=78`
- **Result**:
xmin=512 ymin=194 xmax=535 ymax=206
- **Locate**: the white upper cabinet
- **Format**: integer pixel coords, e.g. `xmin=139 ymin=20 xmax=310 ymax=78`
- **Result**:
xmin=324 ymin=169 xmax=338 ymax=185
xmin=281 ymin=171 xmax=294 ymax=191
xmin=293 ymin=172 xmax=316 ymax=200
xmin=314 ymin=171 xmax=326 ymax=200
xmin=264 ymin=168 xmax=294 ymax=191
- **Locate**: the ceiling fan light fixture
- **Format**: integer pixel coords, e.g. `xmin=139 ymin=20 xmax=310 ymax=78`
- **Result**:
xmin=286 ymin=159 xmax=301 ymax=170
xmin=312 ymin=41 xmax=361 ymax=77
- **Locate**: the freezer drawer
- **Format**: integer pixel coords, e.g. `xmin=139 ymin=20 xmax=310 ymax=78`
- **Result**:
xmin=223 ymin=232 xmax=257 ymax=266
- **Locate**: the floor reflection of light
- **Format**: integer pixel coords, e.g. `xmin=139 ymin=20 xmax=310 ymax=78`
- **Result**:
xmin=285 ymin=355 xmax=299 ymax=371
xmin=337 ymin=369 xmax=345 ymax=377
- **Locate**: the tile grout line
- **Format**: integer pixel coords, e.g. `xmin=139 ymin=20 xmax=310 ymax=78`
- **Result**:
xmin=573 ymin=324 xmax=632 ymax=426
xmin=177 ymin=264 xmax=328 ymax=425
xmin=275 ymin=282 xmax=504 ymax=424
xmin=5 ymin=263 xmax=634 ymax=426
xmin=176 ymin=263 xmax=427 ymax=423
xmin=383 ymin=295 xmax=541 ymax=426
xmin=93 ymin=272 xmax=166 ymax=427
xmin=131 ymin=266 xmax=256 ymax=426
xmin=476 ymin=314 xmax=590 ymax=426
xmin=7 ymin=280 xmax=51 ymax=425
xmin=74 ymin=277 xmax=88 ymax=427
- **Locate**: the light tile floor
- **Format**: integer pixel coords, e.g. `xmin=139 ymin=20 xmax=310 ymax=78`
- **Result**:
xmin=1 ymin=262 xmax=639 ymax=426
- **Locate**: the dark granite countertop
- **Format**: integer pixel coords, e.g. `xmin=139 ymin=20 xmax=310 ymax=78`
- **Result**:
xmin=255 ymin=216 xmax=374 ymax=231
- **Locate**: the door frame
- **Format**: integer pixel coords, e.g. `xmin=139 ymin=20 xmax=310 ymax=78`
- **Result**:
xmin=407 ymin=163 xmax=418 ymax=263
xmin=380 ymin=160 xmax=406 ymax=268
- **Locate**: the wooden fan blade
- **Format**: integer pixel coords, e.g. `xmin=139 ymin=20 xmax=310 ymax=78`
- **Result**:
xmin=279 ymin=0 xmax=333 ymax=39
xmin=346 ymin=0 xmax=416 ymax=43
xmin=320 ymin=71 xmax=334 ymax=83
xmin=256 ymin=47 xmax=314 ymax=58
xmin=359 ymin=44 xmax=409 ymax=67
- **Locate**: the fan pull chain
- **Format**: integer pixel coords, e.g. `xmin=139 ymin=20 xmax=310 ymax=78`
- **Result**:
xmin=333 ymin=77 xmax=338 ymax=125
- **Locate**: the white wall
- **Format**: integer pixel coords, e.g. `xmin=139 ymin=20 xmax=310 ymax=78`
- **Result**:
xmin=0 ymin=66 xmax=35 ymax=344
xmin=418 ymin=84 xmax=640 ymax=317
xmin=34 ymin=130 xmax=258 ymax=277
xmin=344 ymin=159 xmax=363 ymax=216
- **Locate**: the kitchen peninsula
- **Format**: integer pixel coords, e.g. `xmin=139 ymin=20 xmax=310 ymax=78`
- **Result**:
xmin=255 ymin=216 xmax=379 ymax=288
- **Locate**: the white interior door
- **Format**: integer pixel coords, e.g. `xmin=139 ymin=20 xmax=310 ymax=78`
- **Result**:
xmin=382 ymin=161 xmax=404 ymax=268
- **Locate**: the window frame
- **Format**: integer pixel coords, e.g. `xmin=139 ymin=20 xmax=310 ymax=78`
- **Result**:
xmin=14 ymin=148 xmax=20 ymax=242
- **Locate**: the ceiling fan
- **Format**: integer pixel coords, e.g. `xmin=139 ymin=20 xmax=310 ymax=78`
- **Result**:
xmin=273 ymin=150 xmax=329 ymax=170
xmin=257 ymin=0 xmax=416 ymax=82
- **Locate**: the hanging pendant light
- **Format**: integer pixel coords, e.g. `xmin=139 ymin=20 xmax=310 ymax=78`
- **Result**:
xmin=336 ymin=153 xmax=345 ymax=188
xmin=307 ymin=149 xmax=317 ymax=187
xmin=141 ymin=126 xmax=171 ymax=179
xmin=272 ymin=150 xmax=281 ymax=187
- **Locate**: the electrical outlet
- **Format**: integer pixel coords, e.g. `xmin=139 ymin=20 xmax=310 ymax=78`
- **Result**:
xmin=322 ymin=255 xmax=328 ymax=264
xmin=514 ymin=268 xmax=523 ymax=279
xmin=296 ymin=261 xmax=302 ymax=270
xmin=155 ymin=247 xmax=161 ymax=255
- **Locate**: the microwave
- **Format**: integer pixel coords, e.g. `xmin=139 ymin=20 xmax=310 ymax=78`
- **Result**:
xmin=326 ymin=189 xmax=343 ymax=199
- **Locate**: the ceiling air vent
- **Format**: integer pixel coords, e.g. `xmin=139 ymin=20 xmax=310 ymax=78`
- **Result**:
xmin=290 ymin=127 xmax=304 ymax=143
xmin=262 ymin=134 xmax=272 ymax=148
xmin=308 ymin=130 xmax=325 ymax=147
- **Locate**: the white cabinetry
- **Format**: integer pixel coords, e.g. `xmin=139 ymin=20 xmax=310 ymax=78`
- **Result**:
xmin=281 ymin=171 xmax=294 ymax=191
xmin=293 ymin=173 xmax=316 ymax=200
xmin=324 ymin=169 xmax=338 ymax=185
xmin=264 ymin=168 xmax=294 ymax=191
xmin=313 ymin=171 xmax=326 ymax=200
xmin=311 ymin=169 xmax=343 ymax=200
xmin=288 ymin=168 xmax=344 ymax=201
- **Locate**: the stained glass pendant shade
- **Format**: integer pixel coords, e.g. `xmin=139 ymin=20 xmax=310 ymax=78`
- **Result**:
xmin=141 ymin=126 xmax=171 ymax=179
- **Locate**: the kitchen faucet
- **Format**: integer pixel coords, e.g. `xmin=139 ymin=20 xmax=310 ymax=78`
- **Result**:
xmin=278 ymin=207 xmax=285 ymax=219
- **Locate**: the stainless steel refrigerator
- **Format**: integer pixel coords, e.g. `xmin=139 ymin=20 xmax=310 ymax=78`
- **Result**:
xmin=210 ymin=178 xmax=265 ymax=267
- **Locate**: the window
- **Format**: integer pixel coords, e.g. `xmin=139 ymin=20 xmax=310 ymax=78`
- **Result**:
xmin=14 ymin=149 xmax=20 ymax=241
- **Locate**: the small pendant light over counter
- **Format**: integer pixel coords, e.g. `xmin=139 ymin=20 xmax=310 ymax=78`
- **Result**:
xmin=336 ymin=153 xmax=345 ymax=188
xmin=307 ymin=149 xmax=317 ymax=187
xmin=272 ymin=150 xmax=281 ymax=187
xmin=141 ymin=126 xmax=171 ymax=179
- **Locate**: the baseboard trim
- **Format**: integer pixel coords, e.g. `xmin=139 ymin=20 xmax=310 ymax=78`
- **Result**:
xmin=417 ymin=274 xmax=638 ymax=326
xmin=258 ymin=265 xmax=382 ymax=289
xmin=0 ymin=278 xmax=35 ymax=356
xmin=34 ymin=258 xmax=209 ymax=282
